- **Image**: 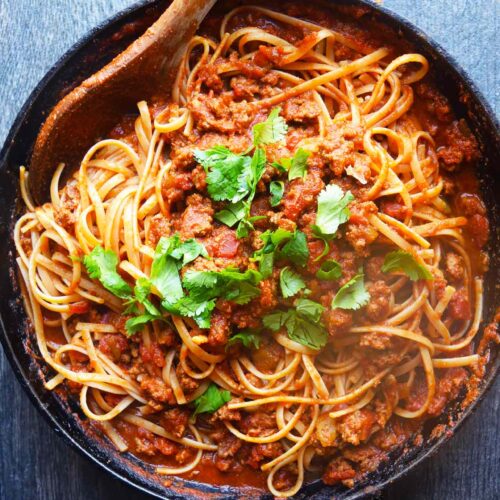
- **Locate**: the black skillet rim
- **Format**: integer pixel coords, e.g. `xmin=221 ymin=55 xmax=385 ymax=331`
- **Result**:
xmin=0 ymin=0 xmax=498 ymax=499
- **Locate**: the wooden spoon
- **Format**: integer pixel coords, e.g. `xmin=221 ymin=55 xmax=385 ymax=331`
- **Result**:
xmin=29 ymin=0 xmax=217 ymax=204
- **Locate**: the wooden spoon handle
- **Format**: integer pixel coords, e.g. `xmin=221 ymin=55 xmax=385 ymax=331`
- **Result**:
xmin=30 ymin=0 xmax=216 ymax=203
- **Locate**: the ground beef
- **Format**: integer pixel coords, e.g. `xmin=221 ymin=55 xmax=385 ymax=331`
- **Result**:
xmin=177 ymin=194 xmax=214 ymax=238
xmin=148 ymin=213 xmax=171 ymax=246
xmin=342 ymin=444 xmax=385 ymax=475
xmin=197 ymin=62 xmax=223 ymax=91
xmin=272 ymin=466 xmax=298 ymax=492
xmin=306 ymin=239 xmax=340 ymax=275
xmin=240 ymin=412 xmax=277 ymax=437
xmin=427 ymin=367 xmax=467 ymax=416
xmin=345 ymin=201 xmax=379 ymax=255
xmin=250 ymin=196 xmax=273 ymax=229
xmin=437 ymin=119 xmax=479 ymax=170
xmin=360 ymin=350 xmax=405 ymax=378
xmin=208 ymin=310 xmax=231 ymax=346
xmin=188 ymin=92 xmax=257 ymax=133
xmin=161 ymin=408 xmax=190 ymax=438
xmin=193 ymin=130 xmax=251 ymax=154
xmin=365 ymin=281 xmax=391 ymax=322
xmin=448 ymin=288 xmax=472 ymax=321
xmin=371 ymin=418 xmax=415 ymax=451
xmin=415 ymin=82 xmax=453 ymax=123
xmin=455 ymin=193 xmax=489 ymax=248
xmin=247 ymin=442 xmax=284 ymax=468
xmin=281 ymin=92 xmax=321 ymax=123
xmin=360 ymin=332 xmax=392 ymax=350
xmin=324 ymin=308 xmax=353 ymax=337
xmin=338 ymin=409 xmax=378 ymax=446
xmin=214 ymin=455 xmax=240 ymax=473
xmin=54 ymin=179 xmax=80 ymax=230
xmin=191 ymin=164 xmax=207 ymax=191
xmin=155 ymin=436 xmax=180 ymax=456
xmin=162 ymin=169 xmax=194 ymax=205
xmin=258 ymin=278 xmax=279 ymax=311
xmin=230 ymin=75 xmax=260 ymax=100
xmin=139 ymin=342 xmax=165 ymax=368
xmin=445 ymin=252 xmax=465 ymax=282
xmin=203 ymin=226 xmax=241 ymax=260
xmin=140 ymin=375 xmax=175 ymax=405
xmin=231 ymin=305 xmax=262 ymax=330
xmin=467 ymin=214 xmax=489 ymax=249
xmin=176 ymin=364 xmax=201 ymax=393
xmin=318 ymin=122 xmax=365 ymax=177
xmin=217 ymin=432 xmax=242 ymax=458
xmin=212 ymin=400 xmax=242 ymax=422
xmin=134 ymin=428 xmax=157 ymax=456
xmin=315 ymin=412 xmax=340 ymax=448
xmin=322 ymin=457 xmax=356 ymax=486
xmin=175 ymin=447 xmax=195 ymax=464
xmin=379 ymin=199 xmax=409 ymax=221
xmin=282 ymin=166 xmax=325 ymax=221
xmin=373 ymin=375 xmax=399 ymax=427
xmin=251 ymin=338 xmax=284 ymax=373
xmin=98 ymin=333 xmax=130 ymax=363
xmin=365 ymin=255 xmax=386 ymax=282
xmin=457 ymin=193 xmax=486 ymax=216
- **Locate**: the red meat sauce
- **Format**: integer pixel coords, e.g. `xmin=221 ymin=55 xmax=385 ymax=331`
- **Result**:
xmin=49 ymin=2 xmax=495 ymax=492
xmin=106 ymin=419 xmax=269 ymax=489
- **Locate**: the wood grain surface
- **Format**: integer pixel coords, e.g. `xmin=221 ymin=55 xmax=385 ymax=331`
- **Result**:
xmin=0 ymin=1 xmax=498 ymax=499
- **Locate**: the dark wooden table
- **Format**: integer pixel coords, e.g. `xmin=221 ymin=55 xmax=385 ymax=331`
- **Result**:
xmin=0 ymin=1 xmax=498 ymax=499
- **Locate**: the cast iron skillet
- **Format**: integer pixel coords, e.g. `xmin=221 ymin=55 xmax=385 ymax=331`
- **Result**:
xmin=0 ymin=0 xmax=498 ymax=498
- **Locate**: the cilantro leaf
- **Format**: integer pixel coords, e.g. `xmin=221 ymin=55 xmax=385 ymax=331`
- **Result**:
xmin=225 ymin=280 xmax=261 ymax=304
xmin=381 ymin=250 xmax=433 ymax=281
xmin=150 ymin=252 xmax=183 ymax=303
xmin=134 ymin=277 xmax=152 ymax=304
xmin=313 ymin=184 xmax=354 ymax=237
xmin=263 ymin=309 xmax=293 ymax=332
xmin=169 ymin=239 xmax=208 ymax=266
xmin=124 ymin=277 xmax=162 ymax=316
xmin=258 ymin=253 xmax=275 ymax=279
xmin=252 ymin=107 xmax=288 ymax=146
xmin=248 ymin=147 xmax=267 ymax=191
xmin=183 ymin=267 xmax=262 ymax=306
xmin=251 ymin=228 xmax=293 ymax=278
xmin=263 ymin=299 xmax=327 ymax=350
xmin=172 ymin=296 xmax=216 ymax=329
xmin=270 ymin=228 xmax=294 ymax=245
xmin=269 ymin=180 xmax=285 ymax=207
xmin=273 ymin=148 xmax=311 ymax=180
xmin=295 ymin=298 xmax=325 ymax=322
xmin=316 ymin=260 xmax=342 ymax=281
xmin=227 ymin=330 xmax=262 ymax=349
xmin=288 ymin=148 xmax=311 ymax=180
xmin=149 ymin=235 xmax=207 ymax=302
xmin=194 ymin=146 xmax=252 ymax=202
xmin=280 ymin=267 xmax=306 ymax=298
xmin=271 ymin=159 xmax=288 ymax=173
xmin=312 ymin=236 xmax=331 ymax=262
xmin=193 ymin=383 xmax=231 ymax=416
xmin=205 ymin=109 xmax=284 ymax=237
xmin=235 ymin=215 xmax=266 ymax=239
xmin=215 ymin=200 xmax=247 ymax=227
xmin=332 ymin=273 xmax=370 ymax=310
xmin=285 ymin=314 xmax=328 ymax=350
xmin=83 ymin=246 xmax=132 ymax=299
xmin=280 ymin=230 xmax=309 ymax=267
xmin=125 ymin=313 xmax=166 ymax=335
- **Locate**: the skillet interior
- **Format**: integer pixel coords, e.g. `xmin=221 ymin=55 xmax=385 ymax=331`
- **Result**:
xmin=0 ymin=0 xmax=498 ymax=498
